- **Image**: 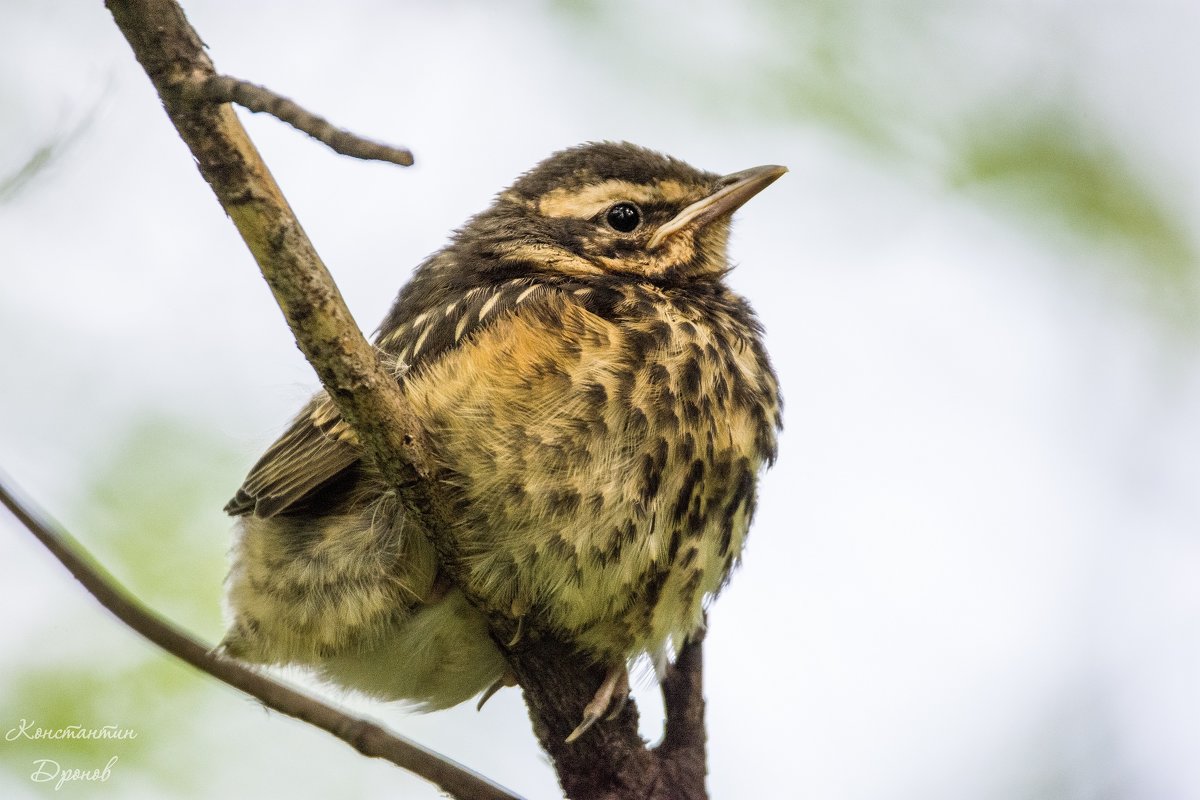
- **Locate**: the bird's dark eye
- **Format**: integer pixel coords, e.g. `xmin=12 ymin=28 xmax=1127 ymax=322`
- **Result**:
xmin=605 ymin=202 xmax=641 ymax=233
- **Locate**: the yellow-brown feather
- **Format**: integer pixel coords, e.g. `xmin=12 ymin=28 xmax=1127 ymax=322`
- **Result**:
xmin=402 ymin=286 xmax=776 ymax=665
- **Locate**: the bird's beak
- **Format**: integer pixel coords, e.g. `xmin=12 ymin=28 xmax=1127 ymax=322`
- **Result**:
xmin=648 ymin=164 xmax=787 ymax=250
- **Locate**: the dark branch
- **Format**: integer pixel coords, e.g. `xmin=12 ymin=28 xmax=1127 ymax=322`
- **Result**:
xmin=503 ymin=634 xmax=709 ymax=800
xmin=177 ymin=75 xmax=414 ymax=166
xmin=508 ymin=639 xmax=657 ymax=799
xmin=0 ymin=476 xmax=521 ymax=800
xmin=657 ymin=630 xmax=708 ymax=793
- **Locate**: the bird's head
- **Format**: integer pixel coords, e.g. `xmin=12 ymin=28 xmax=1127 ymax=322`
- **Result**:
xmin=456 ymin=142 xmax=786 ymax=285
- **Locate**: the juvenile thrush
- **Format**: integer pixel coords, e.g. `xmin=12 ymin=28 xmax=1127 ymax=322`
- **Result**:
xmin=222 ymin=141 xmax=784 ymax=741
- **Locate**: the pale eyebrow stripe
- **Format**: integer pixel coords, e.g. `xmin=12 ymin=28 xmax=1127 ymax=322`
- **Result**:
xmin=537 ymin=179 xmax=693 ymax=219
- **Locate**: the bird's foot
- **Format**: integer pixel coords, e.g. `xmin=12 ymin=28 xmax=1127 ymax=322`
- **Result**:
xmin=565 ymin=663 xmax=629 ymax=743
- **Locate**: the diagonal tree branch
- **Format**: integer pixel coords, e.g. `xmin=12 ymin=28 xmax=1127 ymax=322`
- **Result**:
xmin=0 ymin=476 xmax=521 ymax=800
xmin=98 ymin=0 xmax=712 ymax=796
xmin=105 ymin=0 xmax=440 ymax=514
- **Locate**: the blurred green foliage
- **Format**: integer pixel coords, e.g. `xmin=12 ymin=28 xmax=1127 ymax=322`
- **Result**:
xmin=0 ymin=417 xmax=236 ymax=796
xmin=549 ymin=0 xmax=1198 ymax=316
xmin=76 ymin=415 xmax=236 ymax=637
xmin=0 ymin=110 xmax=94 ymax=205
xmin=1 ymin=142 xmax=63 ymax=204
xmin=949 ymin=106 xmax=1197 ymax=306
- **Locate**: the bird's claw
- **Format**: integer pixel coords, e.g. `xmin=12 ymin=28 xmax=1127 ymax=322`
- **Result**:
xmin=565 ymin=664 xmax=629 ymax=743
xmin=476 ymin=671 xmax=517 ymax=711
xmin=505 ymin=616 xmax=524 ymax=649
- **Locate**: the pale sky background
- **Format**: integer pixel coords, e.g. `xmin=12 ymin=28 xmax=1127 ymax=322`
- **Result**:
xmin=2 ymin=1 xmax=1199 ymax=799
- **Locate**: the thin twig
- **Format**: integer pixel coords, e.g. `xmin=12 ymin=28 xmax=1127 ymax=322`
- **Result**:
xmin=177 ymin=75 xmax=413 ymax=166
xmin=0 ymin=475 xmax=522 ymax=800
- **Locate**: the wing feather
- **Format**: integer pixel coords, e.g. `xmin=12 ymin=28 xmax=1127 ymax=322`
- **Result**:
xmin=224 ymin=396 xmax=359 ymax=517
xmin=225 ymin=274 xmax=610 ymax=519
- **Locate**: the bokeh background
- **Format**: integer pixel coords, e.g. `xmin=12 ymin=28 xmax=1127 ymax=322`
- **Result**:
xmin=3 ymin=1 xmax=1199 ymax=798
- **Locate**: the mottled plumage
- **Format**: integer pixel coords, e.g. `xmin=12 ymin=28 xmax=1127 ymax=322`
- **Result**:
xmin=222 ymin=142 xmax=784 ymax=739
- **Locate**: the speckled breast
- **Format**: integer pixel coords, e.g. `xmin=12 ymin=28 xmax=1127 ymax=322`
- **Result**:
xmin=402 ymin=281 xmax=780 ymax=661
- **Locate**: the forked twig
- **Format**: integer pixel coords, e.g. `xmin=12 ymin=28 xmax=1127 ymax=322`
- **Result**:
xmin=177 ymin=74 xmax=414 ymax=166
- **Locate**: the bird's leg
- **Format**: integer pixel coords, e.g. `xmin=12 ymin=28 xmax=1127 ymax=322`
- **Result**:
xmin=476 ymin=670 xmax=518 ymax=711
xmin=565 ymin=663 xmax=629 ymax=743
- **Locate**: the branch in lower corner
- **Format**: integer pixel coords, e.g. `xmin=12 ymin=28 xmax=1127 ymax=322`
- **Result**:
xmin=0 ymin=475 xmax=520 ymax=800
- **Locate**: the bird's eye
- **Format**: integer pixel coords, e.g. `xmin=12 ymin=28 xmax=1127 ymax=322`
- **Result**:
xmin=605 ymin=202 xmax=641 ymax=233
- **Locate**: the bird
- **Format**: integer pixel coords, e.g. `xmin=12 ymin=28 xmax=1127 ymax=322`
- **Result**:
xmin=220 ymin=141 xmax=784 ymax=742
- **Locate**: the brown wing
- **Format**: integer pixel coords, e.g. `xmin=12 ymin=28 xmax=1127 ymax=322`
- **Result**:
xmin=225 ymin=275 xmax=610 ymax=519
xmin=224 ymin=395 xmax=360 ymax=518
